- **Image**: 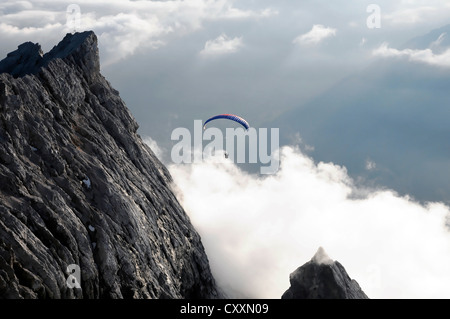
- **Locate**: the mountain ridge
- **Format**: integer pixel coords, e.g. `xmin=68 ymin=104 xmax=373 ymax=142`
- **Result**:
xmin=282 ymin=247 xmax=369 ymax=299
xmin=0 ymin=31 xmax=99 ymax=79
xmin=0 ymin=31 xmax=221 ymax=298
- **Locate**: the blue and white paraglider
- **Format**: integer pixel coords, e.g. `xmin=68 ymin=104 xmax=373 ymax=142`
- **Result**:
xmin=203 ymin=114 xmax=249 ymax=159
xmin=203 ymin=114 xmax=250 ymax=130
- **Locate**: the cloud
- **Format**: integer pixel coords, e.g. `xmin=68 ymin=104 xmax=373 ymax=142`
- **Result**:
xmin=359 ymin=37 xmax=367 ymax=46
xmin=293 ymin=24 xmax=337 ymax=46
xmin=373 ymin=42 xmax=450 ymax=68
xmin=215 ymin=6 xmax=278 ymax=19
xmin=384 ymin=6 xmax=437 ymax=25
xmin=169 ymin=145 xmax=450 ymax=299
xmin=365 ymin=159 xmax=376 ymax=171
xmin=200 ymin=34 xmax=243 ymax=56
xmin=431 ymin=32 xmax=447 ymax=48
xmin=382 ymin=2 xmax=450 ymax=27
xmin=143 ymin=136 xmax=165 ymax=161
xmin=0 ymin=0 xmax=274 ymax=65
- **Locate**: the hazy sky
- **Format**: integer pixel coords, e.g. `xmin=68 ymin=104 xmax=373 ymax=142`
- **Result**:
xmin=1 ymin=0 xmax=450 ymax=299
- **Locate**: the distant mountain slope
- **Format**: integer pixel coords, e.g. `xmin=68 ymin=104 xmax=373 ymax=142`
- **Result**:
xmin=0 ymin=31 xmax=220 ymax=298
xmin=273 ymin=25 xmax=450 ymax=203
xmin=402 ymin=24 xmax=450 ymax=51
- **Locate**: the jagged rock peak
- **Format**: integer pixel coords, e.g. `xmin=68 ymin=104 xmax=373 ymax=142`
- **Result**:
xmin=0 ymin=32 xmax=220 ymax=299
xmin=282 ymin=247 xmax=369 ymax=299
xmin=0 ymin=31 xmax=99 ymax=79
xmin=311 ymin=246 xmax=334 ymax=265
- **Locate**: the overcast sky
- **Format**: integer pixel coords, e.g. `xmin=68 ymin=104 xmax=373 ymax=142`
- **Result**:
xmin=1 ymin=0 xmax=450 ymax=299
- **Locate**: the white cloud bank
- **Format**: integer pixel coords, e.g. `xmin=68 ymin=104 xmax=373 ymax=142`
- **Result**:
xmin=373 ymin=42 xmax=450 ymax=68
xmin=168 ymin=145 xmax=450 ymax=299
xmin=200 ymin=34 xmax=243 ymax=56
xmin=293 ymin=24 xmax=337 ymax=46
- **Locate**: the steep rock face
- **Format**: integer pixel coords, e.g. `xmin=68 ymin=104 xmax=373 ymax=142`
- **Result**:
xmin=0 ymin=31 xmax=220 ymax=299
xmin=282 ymin=247 xmax=369 ymax=299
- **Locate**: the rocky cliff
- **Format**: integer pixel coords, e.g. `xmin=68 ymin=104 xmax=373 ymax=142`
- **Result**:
xmin=0 ymin=31 xmax=220 ymax=299
xmin=282 ymin=247 xmax=369 ymax=299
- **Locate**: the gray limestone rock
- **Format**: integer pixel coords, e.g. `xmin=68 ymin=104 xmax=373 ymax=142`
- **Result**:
xmin=282 ymin=247 xmax=369 ymax=299
xmin=0 ymin=31 xmax=220 ymax=299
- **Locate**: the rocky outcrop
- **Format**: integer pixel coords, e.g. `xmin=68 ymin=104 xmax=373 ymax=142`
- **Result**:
xmin=282 ymin=247 xmax=369 ymax=299
xmin=0 ymin=31 xmax=220 ymax=299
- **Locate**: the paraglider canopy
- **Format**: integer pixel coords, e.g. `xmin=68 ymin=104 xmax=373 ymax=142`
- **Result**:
xmin=203 ymin=114 xmax=249 ymax=130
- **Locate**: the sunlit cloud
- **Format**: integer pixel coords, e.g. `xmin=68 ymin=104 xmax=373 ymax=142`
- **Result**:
xmin=373 ymin=42 xmax=450 ymax=68
xmin=200 ymin=34 xmax=243 ymax=56
xmin=143 ymin=136 xmax=165 ymax=161
xmin=293 ymin=24 xmax=337 ymax=46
